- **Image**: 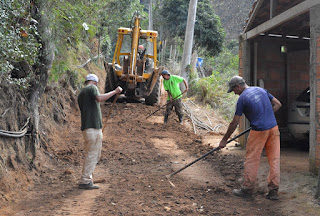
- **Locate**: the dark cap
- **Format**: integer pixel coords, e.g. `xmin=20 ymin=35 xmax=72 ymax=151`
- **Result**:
xmin=161 ymin=70 xmax=170 ymax=75
xmin=227 ymin=76 xmax=245 ymax=93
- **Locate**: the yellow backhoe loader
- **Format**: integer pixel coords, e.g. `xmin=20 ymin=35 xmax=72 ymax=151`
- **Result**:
xmin=104 ymin=12 xmax=163 ymax=105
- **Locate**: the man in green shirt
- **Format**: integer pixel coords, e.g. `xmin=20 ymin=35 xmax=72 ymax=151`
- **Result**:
xmin=161 ymin=70 xmax=188 ymax=125
xmin=78 ymin=74 xmax=122 ymax=189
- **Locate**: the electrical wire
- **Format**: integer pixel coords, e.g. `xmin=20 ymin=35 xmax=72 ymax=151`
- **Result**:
xmin=0 ymin=117 xmax=30 ymax=138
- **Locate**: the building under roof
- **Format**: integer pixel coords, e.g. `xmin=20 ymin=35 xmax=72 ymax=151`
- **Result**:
xmin=238 ymin=0 xmax=320 ymax=173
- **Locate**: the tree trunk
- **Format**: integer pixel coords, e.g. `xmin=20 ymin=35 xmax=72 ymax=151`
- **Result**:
xmin=28 ymin=0 xmax=55 ymax=159
xmin=158 ymin=0 xmax=164 ymax=65
xmin=180 ymin=0 xmax=198 ymax=90
xmin=191 ymin=50 xmax=198 ymax=79
xmin=173 ymin=45 xmax=177 ymax=62
xmin=147 ymin=0 xmax=153 ymax=55
xmin=161 ymin=39 xmax=166 ymax=66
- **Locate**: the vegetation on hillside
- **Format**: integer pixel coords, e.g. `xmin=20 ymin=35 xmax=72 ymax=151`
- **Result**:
xmin=0 ymin=0 xmax=244 ymax=202
xmin=189 ymin=46 xmax=239 ymax=120
xmin=154 ymin=0 xmax=225 ymax=59
xmin=0 ymin=0 xmax=41 ymax=79
xmin=0 ymin=0 xmax=240 ymax=126
xmin=150 ymin=0 xmax=237 ymax=119
xmin=211 ymin=0 xmax=255 ymax=40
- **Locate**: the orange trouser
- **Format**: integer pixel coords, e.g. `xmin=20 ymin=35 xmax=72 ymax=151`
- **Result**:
xmin=242 ymin=126 xmax=280 ymax=191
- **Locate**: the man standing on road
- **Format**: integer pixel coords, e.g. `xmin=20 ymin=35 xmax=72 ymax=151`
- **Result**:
xmin=78 ymin=74 xmax=122 ymax=189
xmin=219 ymin=76 xmax=282 ymax=200
xmin=161 ymin=70 xmax=188 ymax=125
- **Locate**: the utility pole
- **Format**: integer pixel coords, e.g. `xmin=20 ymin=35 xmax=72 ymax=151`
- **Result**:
xmin=180 ymin=0 xmax=198 ymax=90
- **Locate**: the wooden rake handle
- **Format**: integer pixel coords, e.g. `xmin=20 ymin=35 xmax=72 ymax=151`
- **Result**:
xmin=102 ymin=94 xmax=120 ymax=132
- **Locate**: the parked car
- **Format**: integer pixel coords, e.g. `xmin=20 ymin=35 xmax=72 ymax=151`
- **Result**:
xmin=287 ymin=87 xmax=310 ymax=141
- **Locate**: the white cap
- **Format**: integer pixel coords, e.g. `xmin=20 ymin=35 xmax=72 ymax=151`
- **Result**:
xmin=85 ymin=74 xmax=99 ymax=83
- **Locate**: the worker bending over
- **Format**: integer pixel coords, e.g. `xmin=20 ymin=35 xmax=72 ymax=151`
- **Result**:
xmin=219 ymin=76 xmax=282 ymax=200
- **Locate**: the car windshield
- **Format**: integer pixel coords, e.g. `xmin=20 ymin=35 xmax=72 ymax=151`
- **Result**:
xmin=296 ymin=87 xmax=310 ymax=103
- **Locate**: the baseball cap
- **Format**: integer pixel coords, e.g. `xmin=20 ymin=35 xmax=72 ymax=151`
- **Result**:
xmin=161 ymin=70 xmax=170 ymax=75
xmin=85 ymin=74 xmax=99 ymax=83
xmin=227 ymin=76 xmax=245 ymax=93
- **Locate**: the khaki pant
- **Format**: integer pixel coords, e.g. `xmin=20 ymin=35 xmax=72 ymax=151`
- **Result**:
xmin=79 ymin=128 xmax=103 ymax=184
xmin=242 ymin=126 xmax=280 ymax=191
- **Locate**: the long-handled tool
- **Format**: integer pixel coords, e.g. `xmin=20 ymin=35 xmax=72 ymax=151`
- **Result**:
xmin=102 ymin=93 xmax=120 ymax=132
xmin=146 ymin=90 xmax=187 ymax=119
xmin=92 ymin=94 xmax=119 ymax=185
xmin=165 ymin=127 xmax=251 ymax=187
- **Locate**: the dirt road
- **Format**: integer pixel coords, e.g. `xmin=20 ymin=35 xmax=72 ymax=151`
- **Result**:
xmin=0 ymin=101 xmax=319 ymax=215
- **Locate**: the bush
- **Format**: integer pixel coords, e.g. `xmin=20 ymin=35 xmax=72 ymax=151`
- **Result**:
xmin=0 ymin=0 xmax=41 ymax=76
xmin=189 ymin=48 xmax=239 ymax=120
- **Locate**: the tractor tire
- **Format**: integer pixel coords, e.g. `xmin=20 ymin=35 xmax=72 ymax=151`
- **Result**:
xmin=145 ymin=76 xmax=160 ymax=106
xmin=105 ymin=67 xmax=118 ymax=102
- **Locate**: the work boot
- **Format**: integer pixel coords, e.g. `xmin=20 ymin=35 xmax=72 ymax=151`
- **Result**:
xmin=178 ymin=115 xmax=183 ymax=125
xmin=233 ymin=188 xmax=253 ymax=198
xmin=266 ymin=189 xmax=279 ymax=200
xmin=79 ymin=182 xmax=99 ymax=190
xmin=164 ymin=114 xmax=168 ymax=124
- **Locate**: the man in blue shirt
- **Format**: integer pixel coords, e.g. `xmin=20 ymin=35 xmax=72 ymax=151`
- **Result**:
xmin=219 ymin=76 xmax=282 ymax=200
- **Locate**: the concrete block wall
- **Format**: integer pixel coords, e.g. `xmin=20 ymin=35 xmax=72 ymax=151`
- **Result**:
xmin=257 ymin=40 xmax=287 ymax=127
xmin=238 ymin=38 xmax=251 ymax=147
xmin=257 ymin=40 xmax=285 ymax=93
xmin=255 ymin=39 xmax=309 ymax=128
xmin=313 ymin=35 xmax=320 ymax=171
xmin=287 ymin=50 xmax=310 ymax=105
xmin=310 ymin=4 xmax=320 ymax=173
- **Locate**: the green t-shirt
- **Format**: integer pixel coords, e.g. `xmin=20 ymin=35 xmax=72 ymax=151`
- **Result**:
xmin=163 ymin=75 xmax=184 ymax=101
xmin=78 ymin=84 xmax=102 ymax=131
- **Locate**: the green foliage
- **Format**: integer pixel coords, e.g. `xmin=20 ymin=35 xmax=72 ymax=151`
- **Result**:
xmin=50 ymin=61 xmax=69 ymax=83
xmin=101 ymin=34 xmax=111 ymax=57
xmin=50 ymin=1 xmax=96 ymax=53
xmin=100 ymin=0 xmax=147 ymax=53
xmin=192 ymin=71 xmax=238 ymax=120
xmin=158 ymin=0 xmax=225 ymax=57
xmin=189 ymin=48 xmax=239 ymax=120
xmin=0 ymin=0 xmax=41 ymax=76
xmin=47 ymin=0 xmax=146 ymax=83
xmin=194 ymin=0 xmax=225 ymax=56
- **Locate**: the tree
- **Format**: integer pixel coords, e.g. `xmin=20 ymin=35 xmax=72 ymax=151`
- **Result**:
xmin=0 ymin=0 xmax=41 ymax=76
xmin=194 ymin=0 xmax=225 ymax=56
xmin=159 ymin=0 xmax=225 ymax=57
xmin=99 ymin=0 xmax=147 ymax=58
xmin=180 ymin=0 xmax=197 ymax=82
